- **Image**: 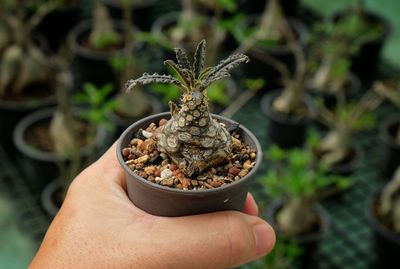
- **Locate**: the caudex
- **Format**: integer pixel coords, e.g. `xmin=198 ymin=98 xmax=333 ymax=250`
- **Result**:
xmin=126 ymin=40 xmax=249 ymax=176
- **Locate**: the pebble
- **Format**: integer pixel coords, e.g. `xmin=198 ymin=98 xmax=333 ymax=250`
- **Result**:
xmin=161 ymin=169 xmax=172 ymax=179
xmin=243 ymin=160 xmax=253 ymax=170
xmin=154 ymin=169 xmax=161 ymax=177
xmin=170 ymin=163 xmax=178 ymax=171
xmin=134 ymin=155 xmax=149 ymax=164
xmin=144 ymin=166 xmax=156 ymax=175
xmin=161 ymin=177 xmax=174 ymax=186
xmin=239 ymin=169 xmax=248 ymax=177
xmin=142 ymin=130 xmax=153 ymax=138
xmin=159 ymin=118 xmax=168 ymax=126
xmin=122 ymin=148 xmax=130 ymax=157
xmin=139 ymin=172 xmax=148 ymax=179
xmin=250 ymin=152 xmax=256 ymax=160
xmin=228 ymin=166 xmax=241 ymax=176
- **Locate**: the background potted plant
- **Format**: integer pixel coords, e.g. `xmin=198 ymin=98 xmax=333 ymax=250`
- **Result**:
xmin=0 ymin=1 xmax=58 ymax=146
xmin=13 ymin=71 xmax=111 ymax=198
xmin=258 ymin=16 xmax=312 ymax=149
xmin=106 ymin=0 xmax=162 ymax=139
xmin=68 ymin=0 xmax=124 ymax=89
xmin=314 ymin=87 xmax=383 ymax=175
xmin=117 ymin=40 xmax=263 ymax=216
xmin=367 ymin=166 xmax=400 ymax=269
xmin=374 ymin=80 xmax=400 ymax=178
xmin=262 ymin=143 xmax=350 ymax=268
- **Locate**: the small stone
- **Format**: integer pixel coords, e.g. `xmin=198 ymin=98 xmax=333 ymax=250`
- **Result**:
xmin=155 ymin=177 xmax=162 ymax=182
xmin=181 ymin=178 xmax=191 ymax=189
xmin=148 ymin=175 xmax=155 ymax=182
xmin=161 ymin=169 xmax=172 ymax=179
xmin=228 ymin=167 xmax=241 ymax=176
xmin=144 ymin=139 xmax=157 ymax=152
xmin=243 ymin=160 xmax=253 ymax=170
xmin=161 ymin=159 xmax=169 ymax=166
xmin=232 ymin=137 xmax=241 ymax=149
xmin=130 ymin=138 xmax=142 ymax=146
xmin=191 ymin=180 xmax=198 ymax=186
xmin=144 ymin=166 xmax=156 ymax=175
xmin=209 ymin=180 xmax=222 ymax=188
xmin=250 ymin=152 xmax=256 ymax=160
xmin=159 ymin=118 xmax=168 ymax=126
xmin=139 ymin=172 xmax=148 ymax=179
xmin=154 ymin=170 xmax=161 ymax=177
xmin=149 ymin=155 xmax=163 ymax=165
xmin=142 ymin=130 xmax=153 ymax=138
xmin=134 ymin=155 xmax=149 ymax=164
xmin=122 ymin=148 xmax=131 ymax=157
xmin=234 ymin=176 xmax=240 ymax=181
xmin=170 ymin=163 xmax=178 ymax=171
xmin=161 ymin=177 xmax=174 ymax=186
xmin=160 ymin=164 xmax=169 ymax=171
xmin=239 ymin=169 xmax=248 ymax=177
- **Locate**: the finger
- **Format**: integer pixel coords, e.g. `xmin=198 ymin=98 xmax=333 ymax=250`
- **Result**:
xmin=155 ymin=211 xmax=276 ymax=269
xmin=243 ymin=193 xmax=259 ymax=216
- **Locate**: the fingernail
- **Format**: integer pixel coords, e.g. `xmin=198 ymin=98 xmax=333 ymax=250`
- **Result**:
xmin=253 ymin=223 xmax=275 ymax=255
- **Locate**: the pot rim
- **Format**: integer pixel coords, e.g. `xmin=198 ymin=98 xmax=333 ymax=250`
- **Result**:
xmin=41 ymin=179 xmax=61 ymax=217
xmin=367 ymin=190 xmax=400 ymax=245
xmin=67 ymin=20 xmax=128 ymax=61
xmin=380 ymin=114 xmax=400 ymax=149
xmin=116 ymin=112 xmax=263 ymax=195
xmin=13 ymin=107 xmax=107 ymax=162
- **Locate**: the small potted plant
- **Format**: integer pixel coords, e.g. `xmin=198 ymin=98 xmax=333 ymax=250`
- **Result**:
xmin=307 ymin=19 xmax=362 ymax=108
xmin=105 ymin=0 xmax=162 ymax=138
xmin=258 ymin=16 xmax=312 ymax=149
xmin=231 ymin=0 xmax=308 ymax=90
xmin=151 ymin=0 xmax=230 ymax=66
xmin=68 ymin=0 xmax=125 ymax=88
xmin=0 ymin=2 xmax=58 ymax=145
xmin=13 ymin=72 xmax=111 ymax=199
xmin=262 ymin=144 xmax=350 ymax=267
xmin=314 ymin=87 xmax=383 ymax=175
xmin=332 ymin=1 xmax=390 ymax=79
xmin=117 ymin=40 xmax=262 ymax=216
xmin=374 ymin=81 xmax=400 ymax=178
xmin=367 ymin=166 xmax=400 ymax=269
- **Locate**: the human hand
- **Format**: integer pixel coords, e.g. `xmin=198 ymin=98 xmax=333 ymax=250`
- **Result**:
xmin=29 ymin=143 xmax=275 ymax=269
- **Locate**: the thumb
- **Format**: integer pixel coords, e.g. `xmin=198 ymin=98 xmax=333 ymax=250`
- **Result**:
xmin=157 ymin=210 xmax=276 ymax=269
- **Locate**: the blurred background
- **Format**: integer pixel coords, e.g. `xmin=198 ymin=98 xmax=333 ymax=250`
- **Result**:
xmin=1 ymin=0 xmax=400 ymax=268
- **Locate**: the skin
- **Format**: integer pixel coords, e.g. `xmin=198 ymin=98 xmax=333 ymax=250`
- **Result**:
xmin=29 ymin=143 xmax=275 ymax=269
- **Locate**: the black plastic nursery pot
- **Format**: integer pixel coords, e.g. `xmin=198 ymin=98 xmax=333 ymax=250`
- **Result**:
xmin=68 ymin=20 xmax=125 ymax=90
xmin=13 ymin=107 xmax=106 ymax=192
xmin=0 ymin=92 xmax=56 ymax=148
xmin=102 ymin=0 xmax=156 ymax=31
xmin=243 ymin=18 xmax=308 ymax=91
xmin=266 ymin=199 xmax=330 ymax=269
xmin=107 ymin=93 xmax=163 ymax=140
xmin=306 ymin=72 xmax=361 ymax=110
xmin=261 ymin=90 xmax=313 ymax=149
xmin=333 ymin=11 xmax=390 ymax=80
xmin=380 ymin=114 xmax=400 ymax=178
xmin=117 ymin=112 xmax=263 ymax=217
xmin=37 ymin=5 xmax=81 ymax=52
xmin=367 ymin=191 xmax=400 ymax=269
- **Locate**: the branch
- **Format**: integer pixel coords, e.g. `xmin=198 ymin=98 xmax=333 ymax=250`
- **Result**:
xmin=126 ymin=73 xmax=183 ymax=92
xmin=27 ymin=1 xmax=58 ymax=34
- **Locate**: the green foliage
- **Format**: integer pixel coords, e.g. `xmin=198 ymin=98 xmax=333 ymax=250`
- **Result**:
xmin=149 ymin=84 xmax=180 ymax=104
xmin=126 ymin=40 xmax=249 ymax=94
xmin=262 ymin=143 xmax=351 ymax=200
xmin=74 ymin=83 xmax=116 ymax=131
xmin=206 ymin=81 xmax=230 ymax=106
xmin=109 ymin=55 xmax=129 ymax=72
xmin=91 ymin=33 xmax=122 ymax=50
xmin=244 ymin=78 xmax=266 ymax=91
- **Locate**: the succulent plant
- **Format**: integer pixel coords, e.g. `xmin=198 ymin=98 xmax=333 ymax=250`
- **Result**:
xmin=126 ymin=40 xmax=249 ymax=176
